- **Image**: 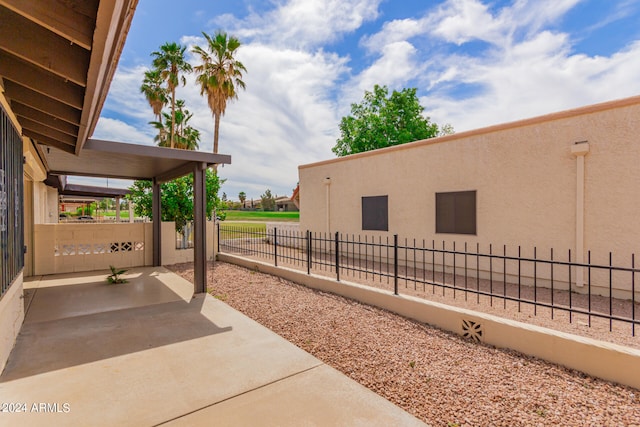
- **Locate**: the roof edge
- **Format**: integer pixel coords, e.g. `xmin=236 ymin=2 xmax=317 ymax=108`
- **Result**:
xmin=299 ymin=94 xmax=640 ymax=170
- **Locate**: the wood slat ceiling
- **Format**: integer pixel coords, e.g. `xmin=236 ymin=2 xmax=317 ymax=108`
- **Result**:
xmin=0 ymin=0 xmax=137 ymax=155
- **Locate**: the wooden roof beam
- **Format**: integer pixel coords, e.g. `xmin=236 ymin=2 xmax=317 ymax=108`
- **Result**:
xmin=5 ymin=82 xmax=81 ymax=125
xmin=0 ymin=0 xmax=96 ymax=50
xmin=24 ymin=131 xmax=75 ymax=154
xmin=0 ymin=7 xmax=90 ymax=87
xmin=15 ymin=108 xmax=79 ymax=138
xmin=20 ymin=117 xmax=77 ymax=145
xmin=0 ymin=51 xmax=84 ymax=109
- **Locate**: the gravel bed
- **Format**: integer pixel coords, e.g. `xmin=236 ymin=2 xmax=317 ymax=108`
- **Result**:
xmin=168 ymin=261 xmax=640 ymax=426
xmin=220 ymin=247 xmax=640 ymax=350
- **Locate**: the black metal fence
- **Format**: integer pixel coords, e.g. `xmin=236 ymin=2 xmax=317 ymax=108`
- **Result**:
xmin=218 ymin=225 xmax=640 ymax=337
xmin=1 ymin=104 xmax=24 ymax=297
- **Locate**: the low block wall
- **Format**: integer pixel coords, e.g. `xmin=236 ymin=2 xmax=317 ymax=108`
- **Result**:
xmin=219 ymin=253 xmax=640 ymax=390
xmin=34 ymin=223 xmax=152 ymax=275
xmin=33 ymin=221 xmax=219 ymax=275
xmin=162 ymin=221 xmax=216 ymax=265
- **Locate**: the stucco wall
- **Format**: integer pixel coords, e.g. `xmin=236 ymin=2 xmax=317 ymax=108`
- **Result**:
xmin=32 ymin=181 xmax=58 ymax=224
xmin=161 ymin=221 xmax=216 ymax=265
xmin=0 ymin=274 xmax=24 ymax=374
xmin=299 ymin=96 xmax=640 ymax=295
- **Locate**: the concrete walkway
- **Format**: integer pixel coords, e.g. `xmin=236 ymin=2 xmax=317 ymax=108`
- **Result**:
xmin=0 ymin=267 xmax=425 ymax=426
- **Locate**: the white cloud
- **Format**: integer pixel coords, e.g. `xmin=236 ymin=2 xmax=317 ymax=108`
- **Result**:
xmin=101 ymin=65 xmax=153 ymax=121
xmin=213 ymin=0 xmax=382 ymax=49
xmin=429 ymin=0 xmax=504 ymax=45
xmin=93 ymin=117 xmax=155 ymax=145
xmin=349 ymin=41 xmax=421 ymax=99
xmin=361 ymin=18 xmax=428 ymax=53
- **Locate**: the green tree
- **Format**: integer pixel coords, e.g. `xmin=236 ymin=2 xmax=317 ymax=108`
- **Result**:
xmin=260 ymin=189 xmax=275 ymax=212
xmin=332 ymin=85 xmax=452 ymax=156
xmin=192 ymin=31 xmax=247 ymax=154
xmin=238 ymin=191 xmax=246 ymax=207
xmin=127 ymin=170 xmax=224 ymax=231
xmin=151 ymin=42 xmax=192 ymax=149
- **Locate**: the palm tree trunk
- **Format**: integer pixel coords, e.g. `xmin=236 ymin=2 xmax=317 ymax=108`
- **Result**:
xmin=170 ymin=88 xmax=176 ymax=148
xmin=213 ymin=113 xmax=221 ymax=154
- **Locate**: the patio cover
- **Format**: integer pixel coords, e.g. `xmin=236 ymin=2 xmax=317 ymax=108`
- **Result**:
xmin=41 ymin=139 xmax=231 ymax=183
xmin=45 ymin=174 xmax=131 ymax=198
xmin=39 ymin=138 xmax=231 ymax=293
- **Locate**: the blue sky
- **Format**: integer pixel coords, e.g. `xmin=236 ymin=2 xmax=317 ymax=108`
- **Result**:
xmin=87 ymin=0 xmax=640 ymax=200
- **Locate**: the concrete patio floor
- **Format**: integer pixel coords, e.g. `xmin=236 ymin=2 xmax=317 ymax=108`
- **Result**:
xmin=0 ymin=267 xmax=425 ymax=426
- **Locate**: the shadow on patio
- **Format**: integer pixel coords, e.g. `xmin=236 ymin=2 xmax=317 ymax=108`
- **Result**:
xmin=0 ymin=267 xmax=424 ymax=426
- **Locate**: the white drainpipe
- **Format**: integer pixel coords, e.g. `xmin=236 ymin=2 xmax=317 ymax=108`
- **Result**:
xmin=571 ymin=141 xmax=589 ymax=287
xmin=324 ymin=177 xmax=331 ymax=234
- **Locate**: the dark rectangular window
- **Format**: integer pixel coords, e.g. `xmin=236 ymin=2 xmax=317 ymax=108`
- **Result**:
xmin=436 ymin=191 xmax=476 ymax=235
xmin=362 ymin=195 xmax=388 ymax=231
xmin=1 ymin=104 xmax=24 ymax=297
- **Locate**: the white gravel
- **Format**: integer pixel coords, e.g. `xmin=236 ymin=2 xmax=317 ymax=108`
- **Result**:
xmin=168 ymin=261 xmax=640 ymax=426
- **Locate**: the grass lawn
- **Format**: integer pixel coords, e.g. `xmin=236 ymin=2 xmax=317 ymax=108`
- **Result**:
xmin=101 ymin=211 xmax=130 ymax=218
xmin=218 ymin=221 xmax=266 ymax=240
xmin=223 ymin=210 xmax=299 ymax=222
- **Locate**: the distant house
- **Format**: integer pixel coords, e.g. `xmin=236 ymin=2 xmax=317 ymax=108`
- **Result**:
xmin=291 ymin=184 xmax=300 ymax=209
xmin=241 ymin=199 xmax=260 ymax=209
xmin=275 ymin=195 xmax=299 ymax=212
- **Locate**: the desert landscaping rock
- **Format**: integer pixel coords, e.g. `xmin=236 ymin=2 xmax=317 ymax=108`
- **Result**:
xmin=169 ymin=261 xmax=640 ymax=426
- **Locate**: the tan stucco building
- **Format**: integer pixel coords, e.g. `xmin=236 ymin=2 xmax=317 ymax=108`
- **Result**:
xmin=299 ymin=95 xmax=640 ymax=297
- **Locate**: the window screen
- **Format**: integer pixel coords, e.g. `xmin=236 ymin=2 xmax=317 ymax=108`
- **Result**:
xmin=362 ymin=195 xmax=388 ymax=231
xmin=435 ymin=191 xmax=476 ymax=235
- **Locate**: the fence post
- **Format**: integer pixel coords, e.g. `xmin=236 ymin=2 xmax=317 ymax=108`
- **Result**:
xmin=335 ymin=231 xmax=340 ymax=282
xmin=394 ymin=234 xmax=399 ymax=295
xmin=274 ymin=227 xmax=278 ymax=267
xmin=217 ymin=222 xmax=220 ymax=253
xmin=306 ymin=230 xmax=311 ymax=274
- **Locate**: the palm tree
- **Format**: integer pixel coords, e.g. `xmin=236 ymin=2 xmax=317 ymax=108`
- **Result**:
xmin=239 ymin=191 xmax=246 ymax=207
xmin=192 ymin=31 xmax=247 ymax=154
xmin=180 ymin=126 xmax=200 ymax=150
xmin=151 ymin=42 xmax=192 ymax=148
xmin=140 ymin=69 xmax=167 ymax=123
xmin=174 ymin=99 xmax=191 ymax=138
xmin=150 ymin=117 xmax=170 ymax=147
xmin=150 ymin=102 xmax=199 ymax=150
